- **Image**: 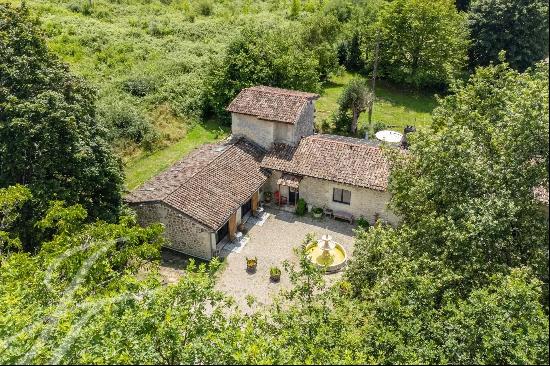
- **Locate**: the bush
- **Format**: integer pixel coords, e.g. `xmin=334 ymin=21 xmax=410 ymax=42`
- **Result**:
xmin=373 ymin=121 xmax=386 ymax=133
xmin=356 ymin=215 xmax=370 ymax=230
xmin=98 ymin=99 xmax=158 ymax=148
xmin=295 ymin=198 xmax=307 ymax=216
xmin=122 ymin=77 xmax=156 ymax=97
xmin=206 ymin=22 xmax=321 ymax=120
xmin=331 ymin=109 xmax=352 ymax=134
xmin=195 ymin=0 xmax=214 ymax=16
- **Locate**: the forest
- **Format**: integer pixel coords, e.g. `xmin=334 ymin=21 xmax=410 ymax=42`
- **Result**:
xmin=0 ymin=0 xmax=549 ymax=364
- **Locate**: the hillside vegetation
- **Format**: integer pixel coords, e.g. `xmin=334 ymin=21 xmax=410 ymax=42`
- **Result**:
xmin=15 ymin=0 xmax=438 ymax=170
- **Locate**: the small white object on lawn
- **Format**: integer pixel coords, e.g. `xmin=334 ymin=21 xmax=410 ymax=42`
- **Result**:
xmin=375 ymin=130 xmax=403 ymax=144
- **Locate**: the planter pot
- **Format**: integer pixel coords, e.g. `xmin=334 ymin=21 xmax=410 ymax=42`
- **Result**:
xmin=270 ymin=274 xmax=281 ymax=282
xmin=312 ymin=212 xmax=322 ymax=219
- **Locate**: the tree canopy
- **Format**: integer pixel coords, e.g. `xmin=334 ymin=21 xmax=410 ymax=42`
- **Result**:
xmin=0 ymin=5 xmax=123 ymax=227
xmin=206 ymin=21 xmax=322 ymax=120
xmin=468 ymin=0 xmax=549 ymax=71
xmin=377 ymin=0 xmax=469 ymax=88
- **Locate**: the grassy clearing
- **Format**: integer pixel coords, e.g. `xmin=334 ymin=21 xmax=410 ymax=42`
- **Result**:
xmin=316 ymin=71 xmax=437 ymax=132
xmin=124 ymin=121 xmax=229 ymax=190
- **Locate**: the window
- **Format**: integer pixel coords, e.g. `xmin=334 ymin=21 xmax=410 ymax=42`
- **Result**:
xmin=333 ymin=188 xmax=351 ymax=205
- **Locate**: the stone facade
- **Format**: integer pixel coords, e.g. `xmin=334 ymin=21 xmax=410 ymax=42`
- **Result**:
xmin=231 ymin=101 xmax=315 ymax=149
xmin=131 ymin=202 xmax=214 ymax=260
xmin=264 ymin=172 xmax=399 ymax=226
xmin=294 ymin=101 xmax=315 ymax=141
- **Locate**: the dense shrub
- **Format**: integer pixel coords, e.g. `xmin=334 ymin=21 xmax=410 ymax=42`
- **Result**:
xmin=195 ymin=0 xmax=214 ymax=16
xmin=122 ymin=76 xmax=156 ymax=97
xmin=295 ymin=198 xmax=307 ymax=216
xmin=98 ymin=98 xmax=158 ymax=149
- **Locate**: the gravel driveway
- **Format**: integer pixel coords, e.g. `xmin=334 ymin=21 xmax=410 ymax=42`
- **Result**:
xmin=215 ymin=208 xmax=355 ymax=313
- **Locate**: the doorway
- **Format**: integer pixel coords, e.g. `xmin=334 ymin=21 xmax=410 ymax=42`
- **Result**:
xmin=288 ymin=188 xmax=299 ymax=206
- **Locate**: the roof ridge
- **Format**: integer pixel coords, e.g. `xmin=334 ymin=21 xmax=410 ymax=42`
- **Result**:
xmin=249 ymin=85 xmax=318 ymax=99
xmin=309 ymin=134 xmax=380 ymax=149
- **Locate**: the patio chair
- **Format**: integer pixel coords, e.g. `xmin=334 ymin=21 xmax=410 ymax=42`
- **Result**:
xmin=274 ymin=191 xmax=287 ymax=206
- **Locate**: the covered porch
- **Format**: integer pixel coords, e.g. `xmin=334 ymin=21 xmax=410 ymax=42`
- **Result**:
xmin=272 ymin=173 xmax=303 ymax=209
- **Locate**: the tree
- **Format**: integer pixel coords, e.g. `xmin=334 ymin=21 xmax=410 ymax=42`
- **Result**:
xmin=336 ymin=77 xmax=372 ymax=134
xmin=468 ymin=0 xmax=549 ymax=71
xmin=301 ymin=12 xmax=342 ymax=81
xmin=206 ymin=22 xmax=321 ymax=120
xmin=0 ymin=5 xmax=124 ymax=226
xmin=388 ymin=60 xmax=549 ymax=291
xmin=0 ymin=185 xmax=32 ymax=255
xmin=377 ymin=0 xmax=469 ymax=88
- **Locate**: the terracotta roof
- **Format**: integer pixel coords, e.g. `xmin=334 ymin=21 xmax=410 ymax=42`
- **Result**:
xmin=126 ymin=138 xmax=268 ymax=230
xmin=226 ymin=86 xmax=319 ymax=124
xmin=262 ymin=134 xmax=393 ymax=191
xmin=534 ymin=185 xmax=549 ymax=205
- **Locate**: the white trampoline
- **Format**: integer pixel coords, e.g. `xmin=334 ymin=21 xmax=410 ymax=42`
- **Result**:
xmin=375 ymin=130 xmax=403 ymax=144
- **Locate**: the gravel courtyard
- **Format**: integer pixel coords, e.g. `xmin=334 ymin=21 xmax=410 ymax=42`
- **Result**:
xmin=215 ymin=208 xmax=356 ymax=312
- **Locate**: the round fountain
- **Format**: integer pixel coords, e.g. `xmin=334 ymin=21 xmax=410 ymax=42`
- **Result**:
xmin=306 ymin=234 xmax=348 ymax=273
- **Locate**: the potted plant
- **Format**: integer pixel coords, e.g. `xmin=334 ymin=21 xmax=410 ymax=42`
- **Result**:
xmin=311 ymin=206 xmax=323 ymax=218
xmin=246 ymin=257 xmax=257 ymax=272
xmin=238 ymin=222 xmax=245 ymax=232
xmin=270 ymin=266 xmax=281 ymax=282
xmin=263 ymin=191 xmax=272 ymax=203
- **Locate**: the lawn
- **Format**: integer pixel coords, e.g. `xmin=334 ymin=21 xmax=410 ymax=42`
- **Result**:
xmin=124 ymin=121 xmax=229 ymax=191
xmin=316 ymin=72 xmax=437 ymax=132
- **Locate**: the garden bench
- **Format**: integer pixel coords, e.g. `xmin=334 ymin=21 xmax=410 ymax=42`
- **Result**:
xmin=332 ymin=210 xmax=354 ymax=224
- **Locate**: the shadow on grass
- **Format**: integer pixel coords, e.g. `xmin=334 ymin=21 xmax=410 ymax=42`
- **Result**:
xmin=375 ymin=79 xmax=438 ymax=115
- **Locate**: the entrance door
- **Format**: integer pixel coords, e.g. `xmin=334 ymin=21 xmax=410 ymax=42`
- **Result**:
xmin=216 ymin=221 xmax=229 ymax=244
xmin=242 ymin=198 xmax=252 ymax=217
xmin=288 ymin=188 xmax=299 ymax=205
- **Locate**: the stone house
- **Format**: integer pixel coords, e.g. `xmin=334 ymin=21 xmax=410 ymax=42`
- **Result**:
xmin=127 ymin=85 xmax=401 ymax=259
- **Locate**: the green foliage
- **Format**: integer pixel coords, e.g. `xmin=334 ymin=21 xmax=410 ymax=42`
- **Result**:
xmin=300 ymin=11 xmax=342 ymax=80
xmin=311 ymin=206 xmax=323 ymax=214
xmin=377 ymin=0 xmax=469 ymax=88
xmin=336 ymin=77 xmax=372 ymax=133
xmin=207 ymin=22 xmax=321 ymax=120
xmin=195 ymin=0 xmax=214 ymax=17
xmin=295 ymin=198 xmax=307 ymax=216
xmin=468 ymin=0 xmax=549 ymax=71
xmin=97 ymin=97 xmax=159 ymax=149
xmin=0 ymin=5 xmax=124 ymax=227
xmin=289 ymin=0 xmax=302 ymax=19
xmin=355 ymin=215 xmax=370 ymax=230
xmin=0 ymin=185 xmax=32 ymax=254
xmin=389 ymin=61 xmax=549 ymax=292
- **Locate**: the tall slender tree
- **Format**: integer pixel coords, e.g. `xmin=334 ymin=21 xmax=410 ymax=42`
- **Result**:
xmin=0 ymin=4 xmax=123 ymax=228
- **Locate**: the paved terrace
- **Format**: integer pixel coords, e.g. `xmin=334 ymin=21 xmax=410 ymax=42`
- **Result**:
xmin=214 ymin=208 xmax=355 ymax=313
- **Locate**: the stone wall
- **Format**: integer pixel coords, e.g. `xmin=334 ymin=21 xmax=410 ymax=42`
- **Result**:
xmin=231 ymin=113 xmax=275 ymax=149
xmin=297 ymin=176 xmax=400 ymax=226
xmin=131 ymin=202 xmax=214 ymax=260
xmin=231 ymin=101 xmax=315 ymax=149
xmin=294 ymin=101 xmax=315 ymax=141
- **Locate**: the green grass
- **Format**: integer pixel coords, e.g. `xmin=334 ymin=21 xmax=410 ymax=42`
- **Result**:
xmin=316 ymin=72 xmax=437 ymax=132
xmin=124 ymin=121 xmax=229 ymax=190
